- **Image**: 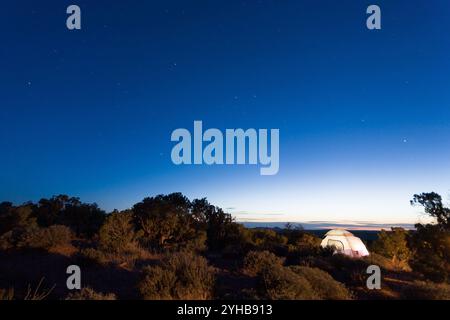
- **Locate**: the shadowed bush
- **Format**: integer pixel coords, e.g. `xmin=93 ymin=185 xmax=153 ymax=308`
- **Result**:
xmin=289 ymin=266 xmax=352 ymax=299
xmin=132 ymin=193 xmax=206 ymax=252
xmin=21 ymin=225 xmax=73 ymax=250
xmin=138 ymin=251 xmax=215 ymax=300
xmin=325 ymin=254 xmax=369 ymax=286
xmin=250 ymin=229 xmax=288 ymax=251
xmin=79 ymin=244 xmax=152 ymax=268
xmin=409 ymin=224 xmax=450 ymax=282
xmin=0 ymin=288 xmax=14 ymax=300
xmin=401 ymin=281 xmax=450 ymax=300
xmin=243 ymin=250 xmax=285 ymax=276
xmin=363 ymin=252 xmax=409 ymax=272
xmin=66 ymin=287 xmax=117 ymax=300
xmin=257 ymin=264 xmax=317 ymax=300
xmin=0 ymin=204 xmax=39 ymax=250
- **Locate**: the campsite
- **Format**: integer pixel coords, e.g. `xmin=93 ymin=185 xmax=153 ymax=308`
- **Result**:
xmin=0 ymin=191 xmax=449 ymax=300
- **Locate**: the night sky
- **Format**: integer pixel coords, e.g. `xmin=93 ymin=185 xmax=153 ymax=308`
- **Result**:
xmin=1 ymin=1 xmax=450 ymax=226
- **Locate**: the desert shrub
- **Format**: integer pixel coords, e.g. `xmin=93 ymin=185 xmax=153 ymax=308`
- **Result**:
xmin=409 ymin=224 xmax=450 ymax=282
xmin=401 ymin=281 xmax=450 ymax=300
xmin=184 ymin=230 xmax=207 ymax=252
xmin=286 ymin=245 xmax=334 ymax=266
xmin=0 ymin=204 xmax=40 ymax=250
xmin=33 ymin=195 xmax=105 ymax=238
xmin=243 ymin=250 xmax=284 ymax=276
xmin=66 ymin=287 xmax=116 ymax=300
xmin=220 ymin=223 xmax=254 ymax=257
xmin=132 ymin=193 xmax=206 ymax=251
xmin=364 ymin=252 xmax=409 ymax=272
xmin=283 ymin=228 xmax=322 ymax=254
xmin=257 ymin=264 xmax=317 ymax=299
xmin=79 ymin=248 xmax=108 ymax=265
xmin=289 ymin=266 xmax=352 ymax=299
xmin=191 ymin=198 xmax=251 ymax=252
xmin=371 ymin=228 xmax=411 ymax=269
xmin=79 ymin=243 xmax=151 ymax=268
xmin=255 ymin=263 xmax=351 ymax=300
xmin=0 ymin=203 xmax=38 ymax=234
xmin=22 ymin=277 xmax=55 ymax=300
xmin=80 ymin=210 xmax=152 ymax=267
xmin=138 ymin=251 xmax=215 ymax=300
xmin=297 ymin=255 xmax=334 ymax=270
xmin=0 ymin=230 xmax=19 ymax=250
xmin=20 ymin=225 xmax=72 ymax=250
xmin=325 ymin=254 xmax=369 ymax=286
xmin=0 ymin=288 xmax=14 ymax=300
xmin=59 ymin=203 xmax=105 ymax=238
xmin=99 ymin=210 xmax=135 ymax=253
xmin=138 ymin=265 xmax=177 ymax=299
xmin=250 ymin=229 xmax=288 ymax=251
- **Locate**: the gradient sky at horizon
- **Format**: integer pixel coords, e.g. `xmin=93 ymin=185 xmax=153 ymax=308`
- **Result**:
xmin=1 ymin=1 xmax=450 ymax=225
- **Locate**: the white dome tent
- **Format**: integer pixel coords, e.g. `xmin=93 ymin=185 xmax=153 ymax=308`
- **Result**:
xmin=320 ymin=229 xmax=370 ymax=257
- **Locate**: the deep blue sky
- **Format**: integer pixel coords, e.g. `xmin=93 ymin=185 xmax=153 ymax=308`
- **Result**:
xmin=1 ymin=1 xmax=450 ymax=226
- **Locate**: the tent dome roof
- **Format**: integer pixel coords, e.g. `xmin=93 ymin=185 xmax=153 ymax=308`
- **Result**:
xmin=324 ymin=229 xmax=354 ymax=237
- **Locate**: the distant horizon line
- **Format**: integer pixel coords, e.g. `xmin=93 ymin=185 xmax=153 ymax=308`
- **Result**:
xmin=238 ymin=220 xmax=417 ymax=231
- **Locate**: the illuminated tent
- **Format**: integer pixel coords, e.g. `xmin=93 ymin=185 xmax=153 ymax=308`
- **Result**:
xmin=320 ymin=229 xmax=369 ymax=257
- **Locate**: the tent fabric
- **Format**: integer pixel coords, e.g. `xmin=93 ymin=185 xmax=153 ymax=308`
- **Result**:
xmin=320 ymin=229 xmax=370 ymax=257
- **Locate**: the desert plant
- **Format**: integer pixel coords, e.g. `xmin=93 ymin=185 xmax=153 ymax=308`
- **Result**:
xmin=66 ymin=287 xmax=117 ymax=300
xmin=250 ymin=229 xmax=288 ymax=250
xmin=243 ymin=250 xmax=285 ymax=276
xmin=401 ymin=281 xmax=450 ymax=300
xmin=20 ymin=225 xmax=73 ymax=250
xmin=132 ymin=193 xmax=206 ymax=251
xmin=283 ymin=227 xmax=321 ymax=253
xmin=371 ymin=228 xmax=411 ymax=268
xmin=24 ymin=278 xmax=55 ymax=300
xmin=289 ymin=266 xmax=352 ymax=299
xmin=99 ymin=210 xmax=136 ymax=253
xmin=79 ymin=247 xmax=109 ymax=265
xmin=0 ymin=288 xmax=14 ymax=300
xmin=258 ymin=264 xmax=317 ymax=299
xmin=0 ymin=203 xmax=38 ymax=234
xmin=364 ymin=252 xmax=409 ymax=272
xmin=409 ymin=223 xmax=450 ymax=282
xmin=0 ymin=204 xmax=40 ymax=250
xmin=80 ymin=244 xmax=152 ymax=268
xmin=138 ymin=265 xmax=177 ymax=299
xmin=325 ymin=254 xmax=369 ymax=286
xmin=139 ymin=251 xmax=215 ymax=300
xmin=33 ymin=195 xmax=106 ymax=238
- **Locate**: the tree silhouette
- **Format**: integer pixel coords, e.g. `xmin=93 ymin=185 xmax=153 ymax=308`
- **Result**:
xmin=411 ymin=192 xmax=450 ymax=231
xmin=132 ymin=193 xmax=203 ymax=250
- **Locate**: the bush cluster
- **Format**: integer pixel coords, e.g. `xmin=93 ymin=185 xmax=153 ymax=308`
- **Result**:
xmin=243 ymin=251 xmax=352 ymax=300
xmin=138 ymin=251 xmax=215 ymax=300
xmin=66 ymin=287 xmax=117 ymax=300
